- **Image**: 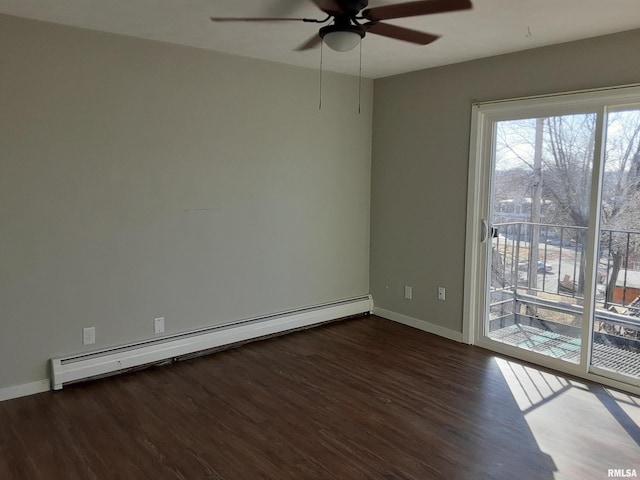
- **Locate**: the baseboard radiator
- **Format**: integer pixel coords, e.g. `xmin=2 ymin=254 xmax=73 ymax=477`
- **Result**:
xmin=50 ymin=295 xmax=372 ymax=390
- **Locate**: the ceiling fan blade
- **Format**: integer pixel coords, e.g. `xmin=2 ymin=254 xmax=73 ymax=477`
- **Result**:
xmin=210 ymin=17 xmax=309 ymax=22
xmin=295 ymin=33 xmax=322 ymax=51
xmin=309 ymin=0 xmax=344 ymax=15
xmin=363 ymin=0 xmax=472 ymax=21
xmin=365 ymin=22 xmax=440 ymax=45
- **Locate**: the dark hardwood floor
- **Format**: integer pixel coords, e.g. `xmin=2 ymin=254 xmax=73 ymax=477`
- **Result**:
xmin=1 ymin=315 xmax=639 ymax=479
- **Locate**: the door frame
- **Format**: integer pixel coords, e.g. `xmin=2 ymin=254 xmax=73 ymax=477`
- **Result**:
xmin=463 ymin=84 xmax=640 ymax=395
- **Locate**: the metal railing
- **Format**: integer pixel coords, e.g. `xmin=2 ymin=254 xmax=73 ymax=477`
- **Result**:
xmin=490 ymin=222 xmax=640 ymax=344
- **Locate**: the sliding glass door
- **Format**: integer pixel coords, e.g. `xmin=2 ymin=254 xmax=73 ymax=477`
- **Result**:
xmin=465 ymin=86 xmax=640 ymax=390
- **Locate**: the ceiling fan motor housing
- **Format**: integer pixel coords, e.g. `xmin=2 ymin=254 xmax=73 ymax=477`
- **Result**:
xmin=320 ymin=0 xmax=369 ymax=40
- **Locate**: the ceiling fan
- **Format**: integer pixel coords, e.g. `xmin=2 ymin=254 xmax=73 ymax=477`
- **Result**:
xmin=211 ymin=0 xmax=473 ymax=52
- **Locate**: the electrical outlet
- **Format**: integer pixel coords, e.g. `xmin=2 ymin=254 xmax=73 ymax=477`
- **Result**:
xmin=404 ymin=285 xmax=413 ymax=300
xmin=438 ymin=287 xmax=446 ymax=301
xmin=154 ymin=317 xmax=165 ymax=334
xmin=83 ymin=327 xmax=96 ymax=345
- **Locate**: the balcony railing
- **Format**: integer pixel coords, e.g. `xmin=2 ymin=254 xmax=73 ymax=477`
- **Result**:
xmin=492 ymin=222 xmax=640 ymax=304
xmin=489 ymin=222 xmax=640 ymax=371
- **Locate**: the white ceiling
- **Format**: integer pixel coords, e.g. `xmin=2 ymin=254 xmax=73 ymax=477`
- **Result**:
xmin=2 ymin=0 xmax=639 ymax=79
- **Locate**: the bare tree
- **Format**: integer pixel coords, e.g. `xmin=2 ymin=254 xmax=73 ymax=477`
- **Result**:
xmin=542 ymin=114 xmax=596 ymax=295
xmin=543 ymin=114 xmax=596 ymax=229
xmin=494 ymin=110 xmax=640 ymax=303
xmin=600 ymin=110 xmax=640 ymax=307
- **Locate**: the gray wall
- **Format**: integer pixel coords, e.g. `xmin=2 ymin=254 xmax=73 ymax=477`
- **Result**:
xmin=0 ymin=14 xmax=373 ymax=389
xmin=370 ymin=29 xmax=640 ymax=335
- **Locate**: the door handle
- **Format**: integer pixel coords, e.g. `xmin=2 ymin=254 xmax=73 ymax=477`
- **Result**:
xmin=481 ymin=219 xmax=489 ymax=243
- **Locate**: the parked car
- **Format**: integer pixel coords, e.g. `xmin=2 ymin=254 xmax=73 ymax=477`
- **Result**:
xmin=538 ymin=261 xmax=553 ymax=273
xmin=518 ymin=261 xmax=553 ymax=274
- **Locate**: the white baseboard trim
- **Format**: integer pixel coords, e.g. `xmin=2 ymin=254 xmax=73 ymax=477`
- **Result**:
xmin=373 ymin=307 xmax=463 ymax=343
xmin=0 ymin=379 xmax=51 ymax=402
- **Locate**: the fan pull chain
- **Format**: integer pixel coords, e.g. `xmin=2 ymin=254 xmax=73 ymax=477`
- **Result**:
xmin=319 ymin=40 xmax=323 ymax=110
xmin=358 ymin=40 xmax=362 ymax=114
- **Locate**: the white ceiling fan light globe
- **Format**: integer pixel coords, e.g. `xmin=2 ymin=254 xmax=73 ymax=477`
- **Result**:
xmin=323 ymin=30 xmax=362 ymax=52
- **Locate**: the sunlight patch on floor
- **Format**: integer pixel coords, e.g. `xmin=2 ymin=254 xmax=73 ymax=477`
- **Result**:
xmin=496 ymin=357 xmax=640 ymax=479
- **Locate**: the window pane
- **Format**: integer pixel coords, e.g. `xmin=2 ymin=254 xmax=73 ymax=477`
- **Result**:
xmin=488 ymin=113 xmax=596 ymax=363
xmin=591 ymin=108 xmax=640 ymax=379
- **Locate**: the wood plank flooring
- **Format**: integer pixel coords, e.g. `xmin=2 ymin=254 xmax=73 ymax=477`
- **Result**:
xmin=1 ymin=315 xmax=639 ymax=479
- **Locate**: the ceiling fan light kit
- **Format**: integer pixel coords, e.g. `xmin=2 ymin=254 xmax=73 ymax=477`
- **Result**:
xmin=320 ymin=25 xmax=365 ymax=52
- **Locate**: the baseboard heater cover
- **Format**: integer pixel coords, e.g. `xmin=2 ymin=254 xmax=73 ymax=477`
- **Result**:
xmin=50 ymin=295 xmax=372 ymax=390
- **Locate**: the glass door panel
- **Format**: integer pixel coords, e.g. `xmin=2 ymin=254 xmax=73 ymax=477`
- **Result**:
xmin=487 ymin=113 xmax=596 ymax=363
xmin=591 ymin=107 xmax=640 ymax=382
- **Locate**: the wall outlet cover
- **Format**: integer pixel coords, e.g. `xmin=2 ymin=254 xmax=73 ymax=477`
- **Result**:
xmin=83 ymin=327 xmax=96 ymax=345
xmin=404 ymin=285 xmax=413 ymax=300
xmin=154 ymin=317 xmax=165 ymax=334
